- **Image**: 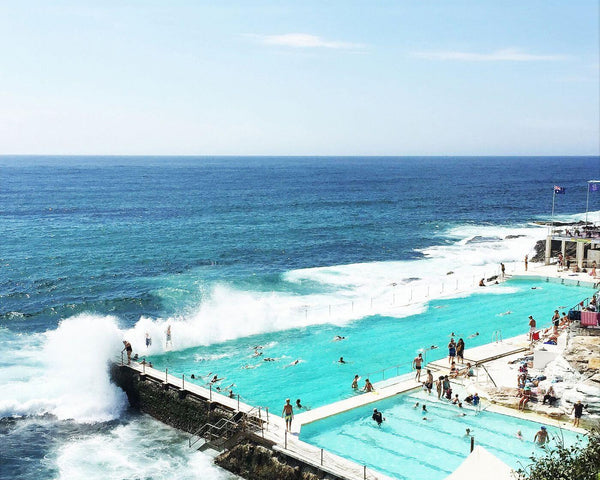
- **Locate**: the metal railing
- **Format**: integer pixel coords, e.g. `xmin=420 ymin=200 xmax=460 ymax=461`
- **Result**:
xmin=491 ymin=329 xmax=502 ymax=343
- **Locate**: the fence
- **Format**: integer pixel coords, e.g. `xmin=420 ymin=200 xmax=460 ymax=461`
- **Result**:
xmin=292 ymin=263 xmax=514 ymax=324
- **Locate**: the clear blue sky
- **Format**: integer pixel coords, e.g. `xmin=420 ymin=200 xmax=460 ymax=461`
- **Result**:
xmin=1 ymin=1 xmax=598 ymax=155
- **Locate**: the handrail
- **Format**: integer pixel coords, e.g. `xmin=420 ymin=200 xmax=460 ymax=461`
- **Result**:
xmin=478 ymin=363 xmax=498 ymax=388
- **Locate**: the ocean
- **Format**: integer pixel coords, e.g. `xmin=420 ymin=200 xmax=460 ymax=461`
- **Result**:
xmin=1 ymin=155 xmax=599 ymax=479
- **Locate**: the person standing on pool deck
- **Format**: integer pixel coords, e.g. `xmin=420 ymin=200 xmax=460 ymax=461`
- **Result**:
xmin=282 ymin=398 xmax=294 ymax=432
xmin=528 ymin=316 xmax=536 ymax=341
xmin=412 ymin=353 xmax=424 ymax=381
xmin=534 ymin=426 xmax=548 ymax=446
xmin=424 ymin=369 xmax=433 ymax=395
xmin=571 ymin=400 xmax=585 ymax=427
xmin=448 ymin=338 xmax=456 ymax=364
xmin=456 ymin=338 xmax=465 ymax=364
xmin=501 ymin=263 xmax=505 ymax=278
xmin=524 ymin=254 xmax=528 ymax=271
xmin=122 ymin=340 xmax=133 ymax=364
xmin=145 ymin=332 xmax=152 ymax=349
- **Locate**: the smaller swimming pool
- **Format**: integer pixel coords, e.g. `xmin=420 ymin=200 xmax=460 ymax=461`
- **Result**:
xmin=300 ymin=390 xmax=586 ymax=480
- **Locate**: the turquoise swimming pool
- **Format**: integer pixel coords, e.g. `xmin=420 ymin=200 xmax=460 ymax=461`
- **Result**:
xmin=300 ymin=390 xmax=586 ymax=480
xmin=148 ymin=277 xmax=595 ymax=412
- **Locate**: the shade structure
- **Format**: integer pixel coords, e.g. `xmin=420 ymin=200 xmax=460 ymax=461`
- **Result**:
xmin=445 ymin=446 xmax=514 ymax=480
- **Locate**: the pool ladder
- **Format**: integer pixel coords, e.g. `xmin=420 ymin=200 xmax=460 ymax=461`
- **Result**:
xmin=492 ymin=329 xmax=502 ymax=343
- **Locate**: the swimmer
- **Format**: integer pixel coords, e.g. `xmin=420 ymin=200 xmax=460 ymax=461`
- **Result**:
xmin=289 ymin=359 xmax=300 ymax=366
xmin=351 ymin=375 xmax=360 ymax=389
xmin=498 ymin=311 xmax=513 ymax=316
xmin=253 ymin=350 xmax=263 ymax=357
xmin=465 ymin=428 xmax=471 ymax=437
xmin=338 ymin=357 xmax=346 ymax=364
xmin=210 ymin=375 xmax=224 ymax=384
xmin=413 ymin=402 xmax=419 ymax=409
xmin=430 ymin=345 xmax=438 ymax=350
xmin=333 ymin=335 xmax=346 ymax=341
xmin=263 ymin=357 xmax=276 ymax=362
xmin=190 ymin=374 xmax=196 ymax=379
xmin=468 ymin=332 xmax=480 ymax=339
xmin=363 ymin=379 xmax=374 ymax=392
xmin=516 ymin=430 xmax=523 ymax=440
xmin=422 ymin=404 xmax=427 ymax=413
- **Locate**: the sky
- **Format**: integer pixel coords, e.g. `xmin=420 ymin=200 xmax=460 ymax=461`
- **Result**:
xmin=0 ymin=0 xmax=598 ymax=156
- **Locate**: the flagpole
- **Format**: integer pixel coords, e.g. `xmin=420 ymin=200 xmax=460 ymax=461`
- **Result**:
xmin=586 ymin=181 xmax=590 ymax=225
xmin=551 ymin=189 xmax=556 ymax=236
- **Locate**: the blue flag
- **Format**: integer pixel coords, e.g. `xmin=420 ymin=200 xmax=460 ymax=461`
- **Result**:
xmin=554 ymin=185 xmax=565 ymax=194
xmin=589 ymin=182 xmax=600 ymax=193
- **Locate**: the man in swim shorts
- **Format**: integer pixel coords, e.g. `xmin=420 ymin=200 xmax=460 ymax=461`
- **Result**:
xmin=528 ymin=315 xmax=536 ymax=341
xmin=412 ymin=353 xmax=423 ymax=381
xmin=448 ymin=338 xmax=456 ymax=364
xmin=282 ymin=398 xmax=294 ymax=432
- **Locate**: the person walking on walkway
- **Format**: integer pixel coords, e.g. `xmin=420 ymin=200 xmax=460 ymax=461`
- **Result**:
xmin=571 ymin=400 xmax=585 ymax=427
xmin=412 ymin=353 xmax=424 ymax=381
xmin=282 ymin=398 xmax=294 ymax=432
xmin=528 ymin=315 xmax=536 ymax=341
xmin=122 ymin=340 xmax=132 ymax=365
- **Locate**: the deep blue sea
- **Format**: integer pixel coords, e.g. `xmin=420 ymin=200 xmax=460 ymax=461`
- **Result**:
xmin=1 ymin=156 xmax=599 ymax=479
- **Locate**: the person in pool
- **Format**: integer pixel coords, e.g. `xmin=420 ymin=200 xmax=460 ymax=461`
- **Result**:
xmin=282 ymin=398 xmax=294 ymax=432
xmin=534 ymin=426 xmax=548 ymax=446
xmin=351 ymin=375 xmax=360 ymax=389
xmin=338 ymin=357 xmax=346 ymax=364
xmin=363 ymin=379 xmax=374 ymax=392
xmin=372 ymin=408 xmax=385 ymax=426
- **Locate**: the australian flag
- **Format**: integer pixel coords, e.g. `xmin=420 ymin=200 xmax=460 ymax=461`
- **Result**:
xmin=554 ymin=185 xmax=565 ymax=195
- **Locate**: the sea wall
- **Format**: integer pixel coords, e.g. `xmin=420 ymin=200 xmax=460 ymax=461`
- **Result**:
xmin=110 ymin=364 xmax=347 ymax=480
xmin=215 ymin=440 xmax=346 ymax=480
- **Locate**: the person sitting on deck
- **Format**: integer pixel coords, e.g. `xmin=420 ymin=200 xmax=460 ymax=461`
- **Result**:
xmin=461 ymin=362 xmax=474 ymax=377
xmin=363 ymin=378 xmax=374 ymax=392
xmin=479 ymin=278 xmax=485 ymax=287
xmin=518 ymin=386 xmax=532 ymax=410
xmin=449 ymin=361 xmax=459 ymax=378
xmin=542 ymin=386 xmax=558 ymax=405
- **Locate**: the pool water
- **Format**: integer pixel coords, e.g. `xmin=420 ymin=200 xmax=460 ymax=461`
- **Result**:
xmin=148 ymin=278 xmax=595 ymax=412
xmin=299 ymin=391 xmax=586 ymax=480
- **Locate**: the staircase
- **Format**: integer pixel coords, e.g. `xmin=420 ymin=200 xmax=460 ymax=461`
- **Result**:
xmin=189 ymin=408 xmax=266 ymax=451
